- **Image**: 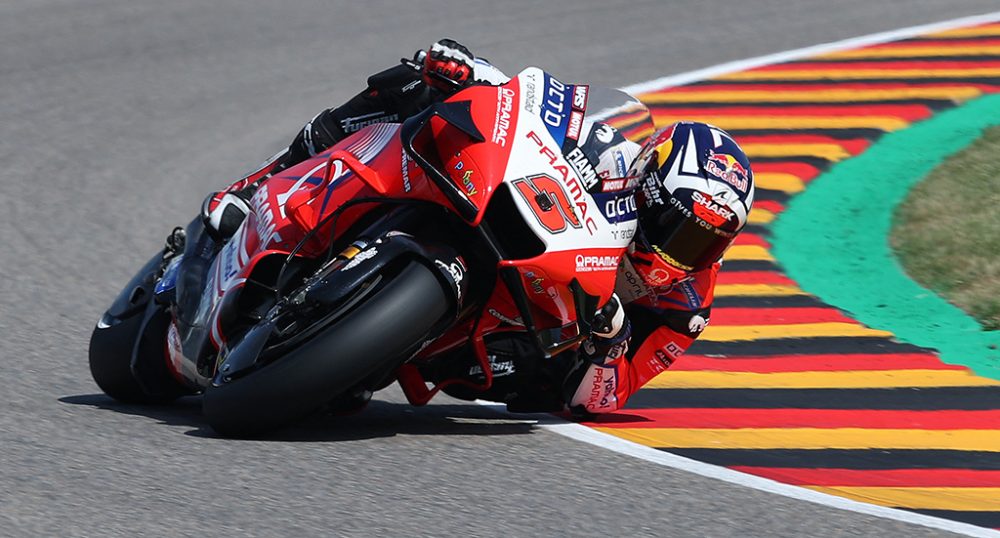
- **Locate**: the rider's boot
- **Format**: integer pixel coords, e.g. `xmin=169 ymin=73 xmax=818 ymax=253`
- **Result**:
xmin=199 ymin=116 xmax=342 ymax=242
xmin=202 ymin=188 xmax=254 ymax=241
xmin=199 ymin=147 xmax=295 ymax=241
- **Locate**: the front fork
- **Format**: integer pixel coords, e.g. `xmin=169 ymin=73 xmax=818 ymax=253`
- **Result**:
xmin=152 ymin=216 xmax=220 ymax=389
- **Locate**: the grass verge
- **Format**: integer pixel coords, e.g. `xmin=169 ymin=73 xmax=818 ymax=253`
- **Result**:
xmin=891 ymin=125 xmax=1000 ymax=330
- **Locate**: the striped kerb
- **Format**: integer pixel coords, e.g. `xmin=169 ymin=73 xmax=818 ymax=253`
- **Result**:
xmin=596 ymin=20 xmax=1000 ymax=531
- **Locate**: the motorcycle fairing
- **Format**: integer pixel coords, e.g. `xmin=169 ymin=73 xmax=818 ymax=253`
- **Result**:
xmin=169 ymin=67 xmax=643 ymax=389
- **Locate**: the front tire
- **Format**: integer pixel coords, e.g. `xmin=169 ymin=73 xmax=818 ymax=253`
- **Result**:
xmin=89 ymin=308 xmax=187 ymax=404
xmin=89 ymin=253 xmax=188 ymax=404
xmin=202 ymin=261 xmax=451 ymax=437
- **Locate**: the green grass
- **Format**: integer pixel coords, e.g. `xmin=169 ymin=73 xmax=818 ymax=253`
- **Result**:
xmin=891 ymin=125 xmax=1000 ymax=330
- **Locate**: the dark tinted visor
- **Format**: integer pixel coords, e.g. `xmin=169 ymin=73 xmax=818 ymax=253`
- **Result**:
xmin=640 ymin=201 xmax=735 ymax=272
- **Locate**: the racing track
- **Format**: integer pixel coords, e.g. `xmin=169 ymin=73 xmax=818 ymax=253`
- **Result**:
xmin=2 ymin=1 xmax=998 ymax=536
xmin=598 ymin=17 xmax=1000 ymax=533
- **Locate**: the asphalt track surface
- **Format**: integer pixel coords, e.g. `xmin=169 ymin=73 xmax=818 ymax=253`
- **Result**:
xmin=2 ymin=1 xmax=998 ymax=536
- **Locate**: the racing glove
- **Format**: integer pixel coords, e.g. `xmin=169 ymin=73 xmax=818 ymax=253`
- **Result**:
xmin=421 ymin=38 xmax=475 ymax=92
xmin=583 ymin=294 xmax=629 ymax=358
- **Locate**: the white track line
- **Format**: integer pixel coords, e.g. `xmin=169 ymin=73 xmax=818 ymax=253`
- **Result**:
xmin=477 ymin=403 xmax=1000 ymax=537
xmin=546 ymin=420 xmax=1000 ymax=538
xmin=622 ymin=10 xmax=1000 ymax=94
xmin=498 ymin=10 xmax=1000 ymax=538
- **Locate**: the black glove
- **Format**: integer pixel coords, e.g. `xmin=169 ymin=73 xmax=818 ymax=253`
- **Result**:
xmin=591 ymin=294 xmax=625 ymax=338
xmin=583 ymin=294 xmax=631 ymax=362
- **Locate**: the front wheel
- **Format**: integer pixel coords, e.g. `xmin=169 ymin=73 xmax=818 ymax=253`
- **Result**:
xmin=88 ymin=253 xmax=188 ymax=404
xmin=202 ymin=261 xmax=452 ymax=437
xmin=89 ymin=308 xmax=186 ymax=403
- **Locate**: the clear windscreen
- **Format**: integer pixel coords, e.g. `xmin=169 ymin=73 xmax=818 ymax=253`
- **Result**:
xmin=584 ymin=87 xmax=655 ymax=145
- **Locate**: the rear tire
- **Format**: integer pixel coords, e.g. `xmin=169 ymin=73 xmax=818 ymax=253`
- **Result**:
xmin=202 ymin=261 xmax=451 ymax=437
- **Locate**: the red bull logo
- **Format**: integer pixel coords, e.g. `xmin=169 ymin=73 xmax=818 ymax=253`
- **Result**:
xmin=705 ymin=151 xmax=749 ymax=192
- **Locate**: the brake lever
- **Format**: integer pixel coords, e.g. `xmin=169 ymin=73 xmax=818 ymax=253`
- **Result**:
xmin=399 ymin=56 xmax=463 ymax=92
xmin=400 ymin=57 xmax=422 ymax=72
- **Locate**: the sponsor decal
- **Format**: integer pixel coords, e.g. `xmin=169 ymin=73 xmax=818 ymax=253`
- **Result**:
xmin=691 ymin=191 xmax=734 ymax=227
xmin=460 ymin=169 xmax=477 ymax=196
xmin=614 ymin=150 xmax=628 ymax=178
xmin=609 ymin=225 xmax=636 ymax=242
xmin=642 ymin=175 xmax=664 ymax=206
xmin=488 ymin=308 xmax=524 ymax=326
xmin=540 ymin=75 xmax=572 ymax=147
xmin=618 ymin=260 xmax=652 ymax=303
xmin=492 ymin=87 xmax=515 ymax=147
xmin=340 ymin=111 xmax=399 ymax=133
xmin=250 ymin=184 xmax=282 ymax=246
xmin=597 ymin=192 xmax=637 ymax=224
xmin=668 ymin=196 xmax=693 ymax=218
xmin=705 ymin=150 xmax=750 ymax=192
xmin=435 ymin=259 xmax=465 ymax=301
xmin=469 ymin=356 xmax=515 ymax=378
xmin=645 ymin=267 xmax=678 ymax=287
xmin=653 ymin=350 xmax=674 ymax=369
xmin=401 ymin=150 xmax=412 ymax=193
xmin=572 ymin=85 xmax=589 ymax=111
xmin=602 ymin=179 xmax=625 ymax=192
xmin=669 ymin=196 xmax=736 ymax=238
xmin=524 ymin=270 xmax=545 ymax=294
xmin=585 ymin=365 xmax=618 ymax=411
xmin=575 ymin=254 xmax=619 ymax=273
xmin=566 ymin=110 xmax=584 ymax=142
xmin=565 ymin=146 xmax=598 ymax=190
xmin=523 ymin=71 xmax=538 ymax=114
xmin=401 ymin=79 xmax=422 ymax=93
xmin=594 ymin=124 xmax=614 ymax=144
xmin=342 ymin=247 xmax=378 ymax=270
xmin=220 ymin=239 xmax=239 ymax=282
xmin=676 ymin=280 xmax=703 ymax=309
xmin=654 ymin=340 xmax=685 ymax=368
xmin=652 ymin=244 xmax=694 ymax=272
xmin=664 ymin=341 xmax=684 ymax=358
xmin=525 ymin=130 xmax=597 ymax=234
xmin=688 ymin=314 xmax=708 ymax=333
xmin=645 ymin=356 xmax=668 ymax=375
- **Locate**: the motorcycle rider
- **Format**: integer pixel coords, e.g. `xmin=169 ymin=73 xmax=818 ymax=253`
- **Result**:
xmin=199 ymin=39 xmax=755 ymax=417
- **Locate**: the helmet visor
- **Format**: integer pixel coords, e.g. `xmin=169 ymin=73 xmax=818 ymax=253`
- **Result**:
xmin=640 ymin=200 xmax=736 ymax=273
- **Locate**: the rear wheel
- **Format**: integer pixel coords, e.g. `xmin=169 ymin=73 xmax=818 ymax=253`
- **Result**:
xmin=202 ymin=261 xmax=451 ymax=437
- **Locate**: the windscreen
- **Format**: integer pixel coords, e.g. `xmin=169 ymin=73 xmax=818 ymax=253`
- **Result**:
xmin=584 ymin=87 xmax=656 ymax=146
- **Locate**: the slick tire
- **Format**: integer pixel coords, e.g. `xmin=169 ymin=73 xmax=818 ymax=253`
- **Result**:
xmin=89 ymin=307 xmax=186 ymax=404
xmin=202 ymin=261 xmax=451 ymax=438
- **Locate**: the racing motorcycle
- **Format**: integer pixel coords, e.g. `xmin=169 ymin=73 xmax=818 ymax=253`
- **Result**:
xmin=88 ymin=66 xmax=652 ymax=437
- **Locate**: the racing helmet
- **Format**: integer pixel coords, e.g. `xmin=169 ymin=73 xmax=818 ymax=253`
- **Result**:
xmin=627 ymin=121 xmax=754 ymax=288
